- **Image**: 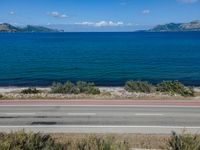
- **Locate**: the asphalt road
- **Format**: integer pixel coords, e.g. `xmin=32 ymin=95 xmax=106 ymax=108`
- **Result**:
xmin=0 ymin=104 xmax=200 ymax=134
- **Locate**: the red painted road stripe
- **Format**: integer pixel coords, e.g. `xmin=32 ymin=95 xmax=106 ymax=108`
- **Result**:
xmin=0 ymin=99 xmax=200 ymax=106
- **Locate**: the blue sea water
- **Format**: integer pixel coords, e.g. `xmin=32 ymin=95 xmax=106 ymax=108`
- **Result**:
xmin=0 ymin=32 xmax=200 ymax=86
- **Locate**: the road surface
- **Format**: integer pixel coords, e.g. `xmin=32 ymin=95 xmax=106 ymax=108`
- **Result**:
xmin=0 ymin=100 xmax=200 ymax=134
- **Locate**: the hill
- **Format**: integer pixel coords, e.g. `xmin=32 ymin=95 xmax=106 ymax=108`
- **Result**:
xmin=149 ymin=20 xmax=200 ymax=32
xmin=0 ymin=23 xmax=60 ymax=32
xmin=0 ymin=23 xmax=19 ymax=32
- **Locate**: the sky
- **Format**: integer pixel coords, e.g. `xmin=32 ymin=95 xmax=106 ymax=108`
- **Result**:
xmin=0 ymin=0 xmax=200 ymax=31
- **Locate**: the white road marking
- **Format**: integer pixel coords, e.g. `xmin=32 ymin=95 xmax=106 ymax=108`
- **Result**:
xmin=134 ymin=113 xmax=163 ymax=116
xmin=3 ymin=113 xmax=36 ymax=116
xmin=0 ymin=105 xmax=200 ymax=108
xmin=0 ymin=125 xmax=199 ymax=134
xmin=67 ymin=113 xmax=96 ymax=116
xmin=0 ymin=125 xmax=199 ymax=129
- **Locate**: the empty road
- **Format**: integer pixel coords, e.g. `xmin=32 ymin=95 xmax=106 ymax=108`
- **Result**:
xmin=0 ymin=100 xmax=200 ymax=134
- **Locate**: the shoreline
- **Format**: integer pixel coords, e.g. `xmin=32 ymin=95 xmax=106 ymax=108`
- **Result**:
xmin=0 ymin=86 xmax=200 ymax=101
xmin=0 ymin=86 xmax=124 ymax=93
xmin=0 ymin=86 xmax=200 ymax=93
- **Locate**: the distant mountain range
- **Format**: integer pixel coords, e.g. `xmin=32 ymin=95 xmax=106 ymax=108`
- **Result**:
xmin=1 ymin=21 xmax=200 ymax=32
xmin=149 ymin=20 xmax=200 ymax=32
xmin=0 ymin=23 xmax=61 ymax=32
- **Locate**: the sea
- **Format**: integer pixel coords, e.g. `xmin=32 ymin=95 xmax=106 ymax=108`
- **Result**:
xmin=0 ymin=32 xmax=200 ymax=87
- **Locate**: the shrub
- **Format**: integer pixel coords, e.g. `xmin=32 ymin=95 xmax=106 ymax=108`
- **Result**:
xmin=51 ymin=81 xmax=78 ymax=94
xmin=77 ymin=81 xmax=100 ymax=95
xmin=156 ymin=81 xmax=194 ymax=96
xmin=125 ymin=80 xmax=155 ymax=93
xmin=51 ymin=81 xmax=100 ymax=95
xmin=0 ymin=130 xmax=63 ymax=150
xmin=167 ymin=131 xmax=200 ymax=150
xmin=21 ymin=88 xmax=40 ymax=94
xmin=0 ymin=131 xmax=130 ymax=150
xmin=0 ymin=94 xmax=3 ymax=99
xmin=63 ymin=81 xmax=79 ymax=94
xmin=63 ymin=136 xmax=129 ymax=150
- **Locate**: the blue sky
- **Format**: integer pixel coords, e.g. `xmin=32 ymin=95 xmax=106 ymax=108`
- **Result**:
xmin=1 ymin=0 xmax=200 ymax=31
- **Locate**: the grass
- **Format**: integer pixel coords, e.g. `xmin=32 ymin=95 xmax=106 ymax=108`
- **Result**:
xmin=0 ymin=130 xmax=63 ymax=150
xmin=51 ymin=81 xmax=100 ymax=95
xmin=0 ymin=131 xmax=200 ymax=150
xmin=0 ymin=131 xmax=130 ymax=150
xmin=167 ymin=131 xmax=200 ymax=150
xmin=21 ymin=88 xmax=41 ymax=94
xmin=52 ymin=133 xmax=168 ymax=150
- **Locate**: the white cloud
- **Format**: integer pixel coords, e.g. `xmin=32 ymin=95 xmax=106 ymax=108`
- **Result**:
xmin=177 ymin=0 xmax=198 ymax=3
xmin=48 ymin=11 xmax=68 ymax=18
xmin=75 ymin=21 xmax=94 ymax=26
xmin=9 ymin=11 xmax=15 ymax=15
xmin=75 ymin=21 xmax=124 ymax=27
xmin=95 ymin=21 xmax=124 ymax=27
xmin=142 ymin=9 xmax=150 ymax=14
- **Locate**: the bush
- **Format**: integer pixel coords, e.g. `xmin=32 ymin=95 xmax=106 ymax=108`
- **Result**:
xmin=76 ymin=81 xmax=100 ymax=95
xmin=51 ymin=81 xmax=79 ymax=94
xmin=0 ymin=94 xmax=3 ymax=99
xmin=21 ymin=88 xmax=40 ymax=94
xmin=65 ymin=136 xmax=129 ymax=150
xmin=156 ymin=81 xmax=194 ymax=96
xmin=63 ymin=81 xmax=80 ymax=94
xmin=0 ymin=131 xmax=63 ymax=150
xmin=125 ymin=80 xmax=155 ymax=93
xmin=0 ymin=131 xmax=129 ymax=150
xmin=51 ymin=81 xmax=100 ymax=95
xmin=167 ymin=131 xmax=200 ymax=150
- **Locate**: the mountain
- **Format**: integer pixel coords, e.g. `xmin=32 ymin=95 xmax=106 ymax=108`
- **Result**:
xmin=19 ymin=25 xmax=60 ymax=32
xmin=0 ymin=23 xmax=19 ymax=32
xmin=149 ymin=21 xmax=200 ymax=32
xmin=0 ymin=23 xmax=60 ymax=32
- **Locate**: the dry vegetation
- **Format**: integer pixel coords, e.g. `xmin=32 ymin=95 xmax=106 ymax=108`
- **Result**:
xmin=1 ymin=131 xmax=199 ymax=150
xmin=52 ymin=133 xmax=169 ymax=149
xmin=0 ymin=80 xmax=199 ymax=100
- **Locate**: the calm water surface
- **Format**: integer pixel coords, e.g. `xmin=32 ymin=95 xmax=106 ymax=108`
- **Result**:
xmin=0 ymin=32 xmax=200 ymax=86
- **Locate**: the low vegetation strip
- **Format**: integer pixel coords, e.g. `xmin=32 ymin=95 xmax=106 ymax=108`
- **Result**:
xmin=0 ymin=131 xmax=199 ymax=150
xmin=125 ymin=80 xmax=194 ymax=97
xmin=0 ymin=80 xmax=196 ymax=100
xmin=0 ymin=131 xmax=129 ymax=150
xmin=51 ymin=81 xmax=100 ymax=95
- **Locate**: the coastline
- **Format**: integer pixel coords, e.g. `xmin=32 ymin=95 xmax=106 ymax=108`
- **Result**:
xmin=0 ymin=86 xmax=200 ymax=100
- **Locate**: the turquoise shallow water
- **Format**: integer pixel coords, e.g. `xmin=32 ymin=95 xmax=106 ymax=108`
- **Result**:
xmin=0 ymin=32 xmax=200 ymax=86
